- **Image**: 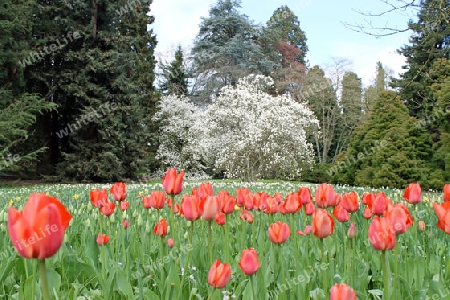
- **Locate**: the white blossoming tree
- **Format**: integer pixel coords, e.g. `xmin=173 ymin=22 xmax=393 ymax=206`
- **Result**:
xmin=152 ymin=94 xmax=207 ymax=177
xmin=195 ymin=74 xmax=319 ymax=181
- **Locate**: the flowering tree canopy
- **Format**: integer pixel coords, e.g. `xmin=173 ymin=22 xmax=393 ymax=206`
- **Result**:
xmin=196 ymin=74 xmax=319 ymax=181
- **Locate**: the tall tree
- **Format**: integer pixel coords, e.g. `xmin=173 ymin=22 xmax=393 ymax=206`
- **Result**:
xmin=265 ymin=5 xmax=308 ymax=64
xmin=26 ymin=0 xmax=158 ymax=182
xmin=159 ymin=46 xmax=189 ymax=96
xmin=303 ymin=66 xmax=339 ymax=164
xmin=363 ymin=62 xmax=387 ymax=119
xmin=191 ymin=0 xmax=276 ymax=103
xmin=392 ymin=0 xmax=450 ymax=118
xmin=0 ymin=0 xmax=56 ymax=177
xmin=333 ymin=71 xmax=363 ymax=160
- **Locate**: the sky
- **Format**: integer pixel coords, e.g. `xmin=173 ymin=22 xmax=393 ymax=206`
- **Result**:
xmin=150 ymin=0 xmax=419 ymax=87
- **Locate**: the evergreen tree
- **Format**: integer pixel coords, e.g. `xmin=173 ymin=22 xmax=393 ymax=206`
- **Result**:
xmin=363 ymin=62 xmax=387 ymax=119
xmin=265 ymin=5 xmax=308 ymax=64
xmin=392 ymin=0 xmax=450 ymax=118
xmin=25 ymin=0 xmax=158 ymax=182
xmin=332 ymin=91 xmax=436 ymax=189
xmin=191 ymin=0 xmax=276 ymax=103
xmin=159 ymin=46 xmax=188 ymax=96
xmin=0 ymin=0 xmax=56 ymax=177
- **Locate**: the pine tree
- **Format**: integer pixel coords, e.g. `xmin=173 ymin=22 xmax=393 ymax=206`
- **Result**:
xmin=24 ymin=0 xmax=158 ymax=182
xmin=0 ymin=0 xmax=56 ymax=177
xmin=159 ymin=46 xmax=188 ymax=96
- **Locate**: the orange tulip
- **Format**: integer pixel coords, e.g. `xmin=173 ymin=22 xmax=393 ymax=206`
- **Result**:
xmin=90 ymin=188 xmax=108 ymax=208
xmin=315 ymin=183 xmax=338 ymax=208
xmin=443 ymin=184 xmax=450 ymax=202
xmin=142 ymin=190 xmax=166 ymax=209
xmin=385 ymin=203 xmax=413 ymax=234
xmin=162 ymin=168 xmax=184 ymax=195
xmin=110 ymin=182 xmax=126 ymax=201
xmin=200 ymin=196 xmax=219 ymax=221
xmin=296 ymin=225 xmax=312 ymax=236
xmin=264 ymin=196 xmax=279 ymax=214
xmin=238 ymin=248 xmax=260 ymax=275
xmin=368 ymin=216 xmax=396 ymax=250
xmin=217 ymin=190 xmax=236 ymax=214
xmin=100 ymin=201 xmax=115 ymax=217
xmin=268 ymin=221 xmax=290 ymax=244
xmin=236 ymin=188 xmax=251 ymax=207
xmin=433 ymin=201 xmax=450 ymax=234
xmin=153 ymin=219 xmax=168 ymax=237
xmin=330 ymin=283 xmax=357 ymax=300
xmin=7 ymin=193 xmax=72 ymax=259
xmin=194 ymin=182 xmax=214 ymax=200
xmin=312 ymin=209 xmax=335 ymax=239
xmin=403 ymin=183 xmax=422 ymax=204
xmin=298 ymin=187 xmax=312 ymax=204
xmin=96 ymin=234 xmax=110 ymax=245
xmin=180 ymin=194 xmax=202 ymax=221
xmin=362 ymin=192 xmax=375 ymax=206
xmin=208 ymin=260 xmax=231 ymax=289
xmin=333 ymin=205 xmax=350 ymax=222
xmin=340 ymin=191 xmax=359 ymax=213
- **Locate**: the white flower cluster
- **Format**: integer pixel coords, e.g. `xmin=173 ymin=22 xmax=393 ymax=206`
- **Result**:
xmin=154 ymin=74 xmax=319 ymax=181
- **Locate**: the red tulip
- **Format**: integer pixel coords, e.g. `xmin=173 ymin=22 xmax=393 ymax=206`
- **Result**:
xmin=371 ymin=192 xmax=388 ymax=216
xmin=312 ymin=209 xmax=335 ymax=239
xmin=362 ymin=192 xmax=375 ymax=206
xmin=240 ymin=209 xmax=253 ymax=224
xmin=217 ymin=190 xmax=236 ymax=214
xmin=208 ymin=260 xmax=231 ymax=289
xmin=340 ymin=191 xmax=359 ymax=213
xmin=443 ymin=184 xmax=450 ymax=202
xmin=347 ymin=222 xmax=356 ymax=238
xmin=195 ymin=182 xmax=214 ymax=200
xmin=363 ymin=207 xmax=372 ymax=219
xmin=142 ymin=190 xmax=166 ymax=209
xmin=403 ymin=183 xmax=422 ymax=204
xmin=122 ymin=220 xmax=130 ymax=229
xmin=90 ymin=188 xmax=108 ymax=208
xmin=153 ymin=219 xmax=168 ymax=237
xmin=100 ymin=201 xmax=115 ymax=217
xmin=315 ymin=183 xmax=338 ymax=208
xmin=268 ymin=221 xmax=290 ymax=244
xmin=110 ymin=182 xmax=126 ymax=201
xmin=238 ymin=248 xmax=260 ymax=275
xmin=281 ymin=192 xmax=302 ymax=214
xmin=304 ymin=202 xmax=315 ymax=215
xmin=180 ymin=195 xmax=202 ymax=221
xmin=215 ymin=212 xmax=226 ymax=226
xmin=7 ymin=193 xmax=72 ymax=259
xmin=167 ymin=238 xmax=174 ymax=248
xmin=236 ymin=188 xmax=251 ymax=208
xmin=333 ymin=205 xmax=350 ymax=222
xmin=96 ymin=233 xmax=110 ymax=245
xmin=296 ymin=225 xmax=312 ymax=236
xmin=385 ymin=203 xmax=413 ymax=234
xmin=433 ymin=201 xmax=450 ymax=234
xmin=368 ymin=216 xmax=396 ymax=250
xmin=264 ymin=197 xmax=279 ymax=214
xmin=298 ymin=187 xmax=312 ymax=204
xmin=120 ymin=201 xmax=129 ymax=211
xmin=200 ymin=196 xmax=219 ymax=221
xmin=330 ymin=283 xmax=357 ymax=300
xmin=162 ymin=168 xmax=184 ymax=195
xmin=418 ymin=220 xmax=426 ymax=231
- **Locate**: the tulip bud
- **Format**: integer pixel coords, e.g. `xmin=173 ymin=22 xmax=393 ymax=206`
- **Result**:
xmin=418 ymin=220 xmax=425 ymax=231
xmin=137 ymin=214 xmax=143 ymax=227
xmin=347 ymin=222 xmax=356 ymax=238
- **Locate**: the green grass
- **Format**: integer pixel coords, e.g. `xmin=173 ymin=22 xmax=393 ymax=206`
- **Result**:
xmin=0 ymin=181 xmax=449 ymax=299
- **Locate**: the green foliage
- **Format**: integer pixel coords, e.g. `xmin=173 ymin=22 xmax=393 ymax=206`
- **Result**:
xmin=159 ymin=46 xmax=188 ymax=96
xmin=332 ymin=91 xmax=438 ymax=189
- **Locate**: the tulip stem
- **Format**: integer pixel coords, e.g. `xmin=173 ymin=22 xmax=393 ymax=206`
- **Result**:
xmin=208 ymin=221 xmax=213 ymax=266
xmin=250 ymin=275 xmax=257 ymax=300
xmin=382 ymin=250 xmax=390 ymax=300
xmin=39 ymin=259 xmax=51 ymax=300
xmin=320 ymin=239 xmax=327 ymax=291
